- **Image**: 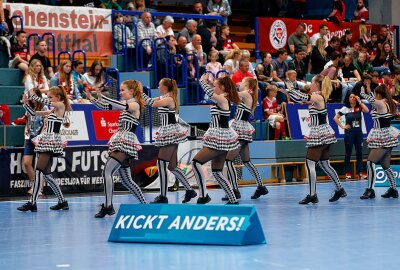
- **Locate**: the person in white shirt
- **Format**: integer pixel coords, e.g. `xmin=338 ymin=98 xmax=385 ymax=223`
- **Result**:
xmin=311 ymin=24 xmax=329 ymax=47
xmin=156 ymin=16 xmax=174 ymax=38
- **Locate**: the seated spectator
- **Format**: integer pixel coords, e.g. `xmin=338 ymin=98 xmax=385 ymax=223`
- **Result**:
xmin=83 ymin=60 xmax=105 ymax=91
xmin=392 ymin=69 xmax=400 ymax=101
xmin=311 ymin=24 xmax=329 ymax=47
xmin=350 ymin=41 xmax=361 ymax=61
xmin=175 ymin=35 xmax=188 ymax=57
xmin=311 ymin=38 xmax=330 ymax=74
xmin=71 ymin=60 xmax=85 ymax=97
xmin=29 ymin=40 xmax=54 ymax=79
xmin=185 ymin=34 xmax=204 ymax=77
xmin=24 ymin=59 xmax=49 ymax=95
xmin=50 ymin=59 xmax=81 ymax=101
xmin=271 ymin=48 xmax=289 ymax=89
xmin=205 ymin=50 xmax=222 ymax=75
xmin=373 ymin=42 xmax=400 ymax=73
xmin=99 ymin=0 xmax=122 ymax=10
xmin=321 ymin=51 xmax=341 ymax=102
xmin=9 ymin=30 xmax=30 ymax=72
xmin=325 ymin=0 xmax=346 ymax=24
xmin=288 ymin=23 xmax=312 ymax=57
xmin=223 ymin=48 xmax=241 ymax=74
xmin=197 ymin=20 xmax=218 ymax=55
xmin=377 ymin=25 xmax=392 ymax=51
xmin=367 ymin=32 xmax=380 ymax=64
xmin=113 ymin=13 xmax=135 ymax=52
xmin=340 ymin=30 xmax=353 ymax=57
xmin=137 ymin=12 xmax=157 ymax=67
xmin=216 ymin=25 xmax=239 ymax=58
xmin=178 ymin=19 xmax=197 ymax=43
xmin=339 ymin=55 xmax=361 ymax=101
xmin=192 ymin=1 xmax=204 ymax=26
xmin=231 ymin=59 xmax=254 ymax=86
xmin=241 ymin=50 xmax=256 ymax=77
xmin=288 ymin=48 xmax=307 ymax=82
xmin=207 ymin=0 xmax=231 ymax=26
xmin=156 ymin=35 xmax=177 ymax=78
xmin=156 ymin=16 xmax=174 ymax=38
xmin=262 ymin=84 xmax=288 ymax=140
xmin=351 ymin=73 xmax=373 ymax=101
xmin=379 ymin=70 xmax=394 ymax=93
xmin=255 ymin=51 xmax=274 ymax=83
xmin=352 ymin=0 xmax=369 ymax=23
xmin=370 ymin=71 xmax=380 ymax=89
xmin=354 ymin=52 xmax=373 ymax=75
xmin=285 ymin=70 xmax=302 ymax=91
xmin=325 ymin=36 xmax=341 ymax=59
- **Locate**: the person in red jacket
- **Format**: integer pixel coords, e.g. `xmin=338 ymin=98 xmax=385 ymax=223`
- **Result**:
xmin=325 ymin=0 xmax=346 ymax=24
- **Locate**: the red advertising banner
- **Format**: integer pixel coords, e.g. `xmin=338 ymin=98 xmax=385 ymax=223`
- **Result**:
xmin=257 ymin=17 xmax=385 ymax=54
xmin=5 ymin=3 xmax=112 ymax=57
xmin=92 ymin=111 xmax=121 ymax=141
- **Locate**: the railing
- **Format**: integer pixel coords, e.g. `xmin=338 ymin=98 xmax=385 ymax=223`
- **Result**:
xmin=72 ymin=50 xmax=87 ymax=73
xmin=42 ymin=32 xmax=56 ymax=72
xmin=10 ymin=15 xmax=23 ymax=32
xmin=27 ymin=33 xmax=41 ymax=55
xmin=184 ymin=53 xmax=201 ymax=105
xmin=153 ymin=37 xmax=168 ymax=83
xmin=137 ymin=38 xmax=154 ymax=71
xmin=105 ymin=68 xmax=120 ymax=100
xmin=57 ymin=50 xmax=72 ymax=65
xmin=169 ymin=54 xmax=187 ymax=89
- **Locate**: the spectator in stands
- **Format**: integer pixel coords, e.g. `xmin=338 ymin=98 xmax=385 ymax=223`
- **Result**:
xmin=354 ymin=52 xmax=373 ymax=75
xmin=379 ymin=70 xmax=394 ymax=92
xmin=256 ymin=51 xmax=274 ymax=84
xmin=192 ymin=1 xmax=204 ymax=25
xmin=207 ymin=0 xmax=231 ymax=26
xmin=334 ymin=93 xmax=369 ymax=180
xmin=9 ymin=31 xmax=30 ymax=72
xmin=288 ymin=48 xmax=307 ymax=83
xmin=325 ymin=36 xmax=340 ymax=59
xmin=311 ymin=24 xmax=329 ymax=47
xmin=126 ymin=0 xmax=147 ymax=11
xmin=156 ymin=35 xmax=176 ymax=78
xmin=50 ymin=59 xmax=81 ymax=101
xmin=0 ymin=0 xmax=8 ymax=32
xmin=231 ymin=60 xmax=254 ymax=86
xmin=99 ymin=0 xmax=122 ymax=10
xmin=370 ymin=71 xmax=380 ymax=90
xmin=83 ymin=60 xmax=105 ymax=93
xmin=186 ymin=34 xmax=204 ymax=78
xmin=178 ymin=19 xmax=197 ymax=43
xmin=288 ymin=23 xmax=312 ymax=57
xmin=206 ymin=50 xmax=222 ymax=75
xmin=373 ymin=42 xmax=400 ymax=73
xmin=0 ymin=8 xmax=12 ymax=60
xmin=241 ymin=50 xmax=256 ymax=76
xmin=216 ymin=25 xmax=239 ymax=58
xmin=71 ymin=60 xmax=85 ymax=97
xmin=340 ymin=29 xmax=353 ymax=57
xmin=29 ymin=40 xmax=54 ymax=79
xmin=137 ymin=12 xmax=157 ymax=67
xmin=321 ymin=51 xmax=341 ymax=102
xmin=271 ymin=48 xmax=289 ymax=89
xmin=350 ymin=41 xmax=361 ymax=61
xmin=175 ymin=35 xmax=188 ymax=57
xmin=367 ymin=32 xmax=380 ymax=64
xmin=262 ymin=84 xmax=288 ymax=140
xmin=352 ymin=0 xmax=369 ymax=23
xmin=24 ymin=59 xmax=49 ymax=95
xmin=197 ymin=20 xmax=218 ymax=56
xmin=285 ymin=70 xmax=302 ymax=91
xmin=23 ymin=89 xmax=48 ymax=197
xmin=156 ymin=16 xmax=174 ymax=38
xmin=325 ymin=0 xmax=346 ymax=24
xmin=351 ymin=73 xmax=372 ymax=103
xmin=393 ymin=70 xmax=400 ymax=101
xmin=311 ymin=38 xmax=330 ymax=74
xmin=377 ymin=25 xmax=392 ymax=49
xmin=223 ymin=48 xmax=241 ymax=75
xmin=113 ymin=13 xmax=135 ymax=52
xmin=339 ymin=55 xmax=360 ymax=101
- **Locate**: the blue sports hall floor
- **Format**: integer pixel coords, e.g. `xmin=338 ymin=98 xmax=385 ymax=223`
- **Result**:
xmin=1 ymin=180 xmax=400 ymax=270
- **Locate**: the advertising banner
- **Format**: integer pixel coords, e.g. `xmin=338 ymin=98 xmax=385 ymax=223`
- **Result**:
xmin=286 ymin=103 xmax=373 ymax=139
xmin=375 ymin=165 xmax=400 ymax=187
xmin=5 ymin=3 xmax=113 ymax=56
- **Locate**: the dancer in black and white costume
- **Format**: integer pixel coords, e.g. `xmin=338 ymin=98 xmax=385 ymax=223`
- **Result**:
xmin=86 ymin=80 xmax=147 ymax=218
xmin=18 ymin=86 xmax=71 ymax=212
xmin=288 ymin=75 xmax=346 ymax=204
xmin=142 ymin=78 xmax=197 ymax=203
xmin=224 ymin=77 xmax=268 ymax=200
xmin=360 ymin=84 xmax=399 ymax=199
xmin=192 ymin=74 xmax=240 ymax=204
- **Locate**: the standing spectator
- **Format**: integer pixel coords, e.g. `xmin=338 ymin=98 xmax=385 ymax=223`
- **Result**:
xmin=352 ymin=0 xmax=369 ymax=23
xmin=334 ymin=93 xmax=369 ymax=180
xmin=9 ymin=31 xmax=30 ymax=72
xmin=223 ymin=48 xmax=241 ymax=75
xmin=177 ymin=19 xmax=197 ymax=43
xmin=311 ymin=38 xmax=329 ymax=74
xmin=192 ymin=1 xmax=204 ymax=26
xmin=231 ymin=60 xmax=254 ymax=86
xmin=50 ymin=60 xmax=81 ymax=101
xmin=29 ymin=40 xmax=54 ymax=79
xmin=137 ymin=12 xmax=157 ymax=67
xmin=207 ymin=0 xmax=231 ymax=26
xmin=325 ymin=36 xmax=340 ymax=59
xmin=156 ymin=16 xmax=174 ymax=38
xmin=24 ymin=59 xmax=49 ymax=95
xmin=325 ymin=0 xmax=346 ymax=24
xmin=288 ymin=23 xmax=312 ymax=57
xmin=288 ymin=48 xmax=307 ymax=82
xmin=310 ymin=24 xmax=329 ymax=47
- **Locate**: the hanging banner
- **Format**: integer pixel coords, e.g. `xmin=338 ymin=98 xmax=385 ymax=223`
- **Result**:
xmin=5 ymin=3 xmax=112 ymax=56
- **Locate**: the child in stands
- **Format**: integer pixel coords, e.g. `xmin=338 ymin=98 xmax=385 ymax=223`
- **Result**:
xmin=262 ymin=85 xmax=288 ymax=140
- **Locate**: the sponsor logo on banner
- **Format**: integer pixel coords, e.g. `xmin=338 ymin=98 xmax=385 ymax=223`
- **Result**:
xmin=269 ymin=20 xmax=287 ymax=50
xmin=60 ymin=111 xmax=89 ymax=141
xmin=92 ymin=111 xmax=120 ymax=140
xmin=5 ymin=3 xmax=112 ymax=56
xmin=109 ymin=204 xmax=266 ymax=246
xmin=375 ymin=165 xmax=400 ymax=187
xmin=298 ymin=109 xmax=310 ymax=136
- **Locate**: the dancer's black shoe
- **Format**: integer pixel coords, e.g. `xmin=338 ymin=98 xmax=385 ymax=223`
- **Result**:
xmin=182 ymin=190 xmax=197 ymax=203
xmin=360 ymin=188 xmax=375 ymax=199
xmin=251 ymin=185 xmax=269 ymax=199
xmin=197 ymin=194 xmax=211 ymax=204
xmin=50 ymin=200 xmax=69 ymax=210
xmin=17 ymin=202 xmax=37 ymax=212
xmin=221 ymin=189 xmax=241 ymax=201
xmin=299 ymin=194 xmax=319 ymax=204
xmin=329 ymin=188 xmax=347 ymax=202
xmin=95 ymin=204 xmax=115 ymax=218
xmin=151 ymin=195 xmax=169 ymax=204
xmin=381 ymin=187 xmax=399 ymax=198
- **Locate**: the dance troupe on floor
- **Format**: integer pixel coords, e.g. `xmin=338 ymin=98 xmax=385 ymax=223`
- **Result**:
xmin=17 ymin=73 xmax=399 ymax=217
